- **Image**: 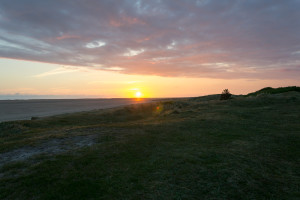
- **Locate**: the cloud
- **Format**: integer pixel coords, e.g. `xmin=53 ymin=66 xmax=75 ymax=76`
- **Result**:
xmin=34 ymin=66 xmax=79 ymax=77
xmin=0 ymin=0 xmax=300 ymax=79
xmin=102 ymin=66 xmax=124 ymax=71
xmin=56 ymin=34 xmax=80 ymax=40
xmin=85 ymin=40 xmax=106 ymax=48
xmin=292 ymin=51 xmax=300 ymax=55
xmin=88 ymin=80 xmax=142 ymax=85
xmin=123 ymin=49 xmax=145 ymax=56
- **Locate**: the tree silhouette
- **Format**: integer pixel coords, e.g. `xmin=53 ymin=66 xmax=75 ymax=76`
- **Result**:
xmin=220 ymin=89 xmax=232 ymax=100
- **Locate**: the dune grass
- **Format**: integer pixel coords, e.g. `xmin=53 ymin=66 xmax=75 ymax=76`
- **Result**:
xmin=246 ymin=86 xmax=300 ymax=96
xmin=0 ymin=92 xmax=299 ymax=199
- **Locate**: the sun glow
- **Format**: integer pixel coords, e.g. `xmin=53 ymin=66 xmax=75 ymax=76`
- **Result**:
xmin=127 ymin=88 xmax=148 ymax=98
xmin=135 ymin=91 xmax=142 ymax=98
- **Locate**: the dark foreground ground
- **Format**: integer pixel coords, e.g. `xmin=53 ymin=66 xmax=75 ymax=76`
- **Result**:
xmin=0 ymin=92 xmax=299 ymax=199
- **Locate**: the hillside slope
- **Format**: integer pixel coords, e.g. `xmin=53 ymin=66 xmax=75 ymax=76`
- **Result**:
xmin=0 ymin=91 xmax=299 ymax=199
xmin=247 ymin=86 xmax=300 ymax=96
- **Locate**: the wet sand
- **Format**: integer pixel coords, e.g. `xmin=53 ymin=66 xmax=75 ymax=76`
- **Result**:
xmin=0 ymin=98 xmax=153 ymax=122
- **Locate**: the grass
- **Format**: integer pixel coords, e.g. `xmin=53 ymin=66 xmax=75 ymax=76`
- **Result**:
xmin=0 ymin=90 xmax=300 ymax=199
xmin=246 ymin=86 xmax=300 ymax=96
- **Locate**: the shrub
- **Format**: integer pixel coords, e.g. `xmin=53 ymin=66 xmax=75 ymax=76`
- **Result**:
xmin=220 ymin=89 xmax=232 ymax=100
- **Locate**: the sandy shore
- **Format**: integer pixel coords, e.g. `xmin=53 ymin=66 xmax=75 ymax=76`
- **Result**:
xmin=0 ymin=98 xmax=153 ymax=122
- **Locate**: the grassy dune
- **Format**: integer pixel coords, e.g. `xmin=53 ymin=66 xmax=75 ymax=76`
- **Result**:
xmin=246 ymin=86 xmax=300 ymax=96
xmin=0 ymin=91 xmax=300 ymax=199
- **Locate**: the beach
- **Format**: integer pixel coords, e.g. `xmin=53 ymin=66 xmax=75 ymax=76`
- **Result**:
xmin=0 ymin=98 xmax=152 ymax=122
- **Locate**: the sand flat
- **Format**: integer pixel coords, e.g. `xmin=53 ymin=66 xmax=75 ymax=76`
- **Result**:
xmin=0 ymin=98 xmax=152 ymax=122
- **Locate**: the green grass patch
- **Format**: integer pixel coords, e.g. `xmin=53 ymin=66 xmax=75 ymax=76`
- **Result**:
xmin=0 ymin=91 xmax=299 ymax=199
xmin=247 ymin=86 xmax=300 ymax=96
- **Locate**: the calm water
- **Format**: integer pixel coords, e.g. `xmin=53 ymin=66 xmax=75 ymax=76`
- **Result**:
xmin=0 ymin=98 xmax=153 ymax=122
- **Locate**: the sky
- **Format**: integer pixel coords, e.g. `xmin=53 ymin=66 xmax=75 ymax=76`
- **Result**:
xmin=0 ymin=0 xmax=300 ymax=98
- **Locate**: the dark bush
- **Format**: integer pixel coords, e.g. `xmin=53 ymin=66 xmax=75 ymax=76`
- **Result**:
xmin=220 ymin=89 xmax=232 ymax=100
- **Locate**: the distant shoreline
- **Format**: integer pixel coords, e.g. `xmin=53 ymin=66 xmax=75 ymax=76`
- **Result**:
xmin=0 ymin=97 xmax=153 ymax=101
xmin=0 ymin=98 xmax=156 ymax=122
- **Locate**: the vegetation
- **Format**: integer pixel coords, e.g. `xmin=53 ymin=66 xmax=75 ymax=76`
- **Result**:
xmin=247 ymin=86 xmax=300 ymax=96
xmin=220 ymin=89 xmax=232 ymax=100
xmin=0 ymin=88 xmax=299 ymax=199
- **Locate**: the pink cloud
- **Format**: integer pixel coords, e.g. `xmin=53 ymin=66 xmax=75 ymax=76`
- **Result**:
xmin=109 ymin=15 xmax=145 ymax=27
xmin=0 ymin=0 xmax=299 ymax=80
xmin=56 ymin=34 xmax=80 ymax=40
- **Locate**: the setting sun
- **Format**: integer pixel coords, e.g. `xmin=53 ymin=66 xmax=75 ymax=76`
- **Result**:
xmin=135 ymin=91 xmax=142 ymax=98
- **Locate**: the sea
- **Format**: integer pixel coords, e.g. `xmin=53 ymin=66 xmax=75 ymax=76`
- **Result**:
xmin=0 ymin=98 xmax=153 ymax=122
